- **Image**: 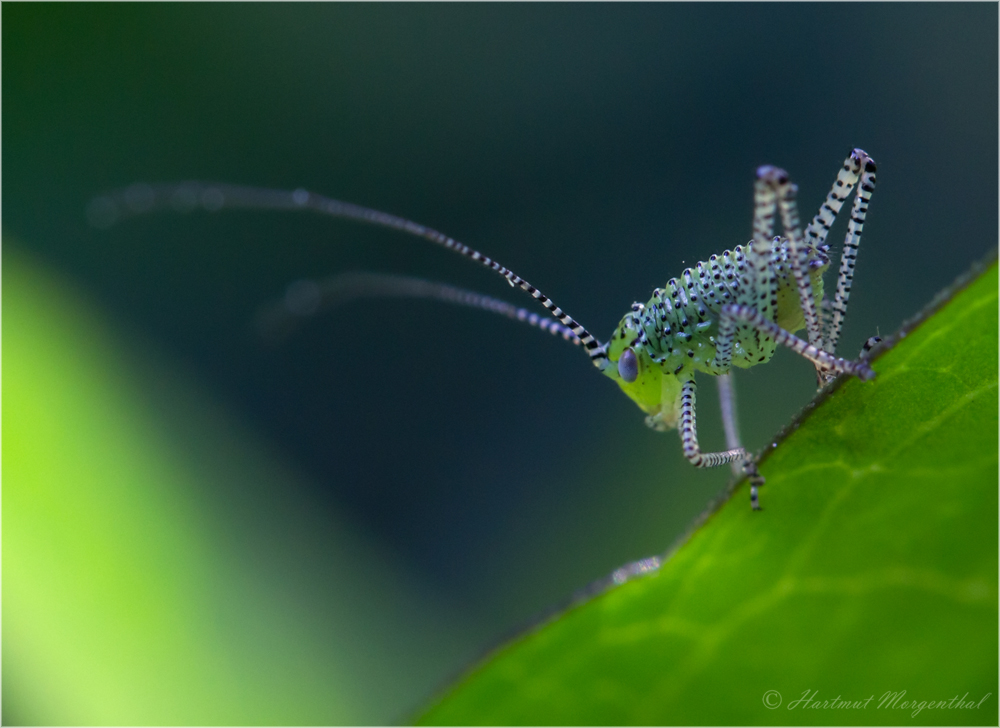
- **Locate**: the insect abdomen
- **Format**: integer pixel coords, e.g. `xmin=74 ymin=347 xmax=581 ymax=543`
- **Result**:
xmin=630 ymin=241 xmax=827 ymax=376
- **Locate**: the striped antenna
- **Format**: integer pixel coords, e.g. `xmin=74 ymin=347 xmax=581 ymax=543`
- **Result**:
xmin=88 ymin=182 xmax=608 ymax=366
xmin=256 ymin=271 xmax=583 ymax=346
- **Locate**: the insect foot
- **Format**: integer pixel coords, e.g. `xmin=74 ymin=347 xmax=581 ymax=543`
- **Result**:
xmin=744 ymin=460 xmax=766 ymax=512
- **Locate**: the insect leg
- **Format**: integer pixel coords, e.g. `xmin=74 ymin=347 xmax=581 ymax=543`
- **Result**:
xmin=859 ymin=335 xmax=882 ymax=360
xmin=715 ymin=373 xmax=744 ymax=477
xmin=679 ymin=380 xmax=747 ymax=468
xmin=803 ymin=149 xmax=868 ymax=251
xmin=719 ymin=304 xmax=875 ymax=381
xmin=825 ymin=151 xmax=877 ymax=356
xmin=714 ymin=237 xmax=780 ymax=371
xmin=742 ymin=170 xmax=779 ymax=355
xmin=680 ymin=379 xmax=764 ymax=510
xmin=755 ymin=166 xmax=825 ymax=355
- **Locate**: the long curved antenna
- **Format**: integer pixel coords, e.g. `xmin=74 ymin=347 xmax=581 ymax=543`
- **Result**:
xmin=88 ymin=182 xmax=608 ymax=366
xmin=256 ymin=271 xmax=583 ymax=346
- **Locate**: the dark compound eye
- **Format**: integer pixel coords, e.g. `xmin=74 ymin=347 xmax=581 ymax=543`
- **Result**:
xmin=618 ymin=347 xmax=639 ymax=383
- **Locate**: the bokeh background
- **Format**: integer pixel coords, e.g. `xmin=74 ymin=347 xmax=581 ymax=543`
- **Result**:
xmin=4 ymin=4 xmax=997 ymax=724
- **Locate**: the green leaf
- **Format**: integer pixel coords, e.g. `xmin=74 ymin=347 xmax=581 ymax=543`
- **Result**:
xmin=419 ymin=260 xmax=999 ymax=726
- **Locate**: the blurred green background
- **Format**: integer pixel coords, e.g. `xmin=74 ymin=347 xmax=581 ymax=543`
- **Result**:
xmin=3 ymin=4 xmax=997 ymax=724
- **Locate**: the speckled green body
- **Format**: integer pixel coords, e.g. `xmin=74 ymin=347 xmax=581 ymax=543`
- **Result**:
xmin=603 ymin=241 xmax=829 ymax=431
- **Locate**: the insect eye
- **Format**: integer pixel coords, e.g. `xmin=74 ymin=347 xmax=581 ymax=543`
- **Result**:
xmin=618 ymin=347 xmax=639 ymax=383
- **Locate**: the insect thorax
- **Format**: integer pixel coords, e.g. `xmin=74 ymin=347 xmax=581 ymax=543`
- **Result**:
xmin=602 ymin=239 xmax=829 ymax=430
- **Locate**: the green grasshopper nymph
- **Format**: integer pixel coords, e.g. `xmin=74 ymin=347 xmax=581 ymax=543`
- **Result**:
xmin=89 ymin=148 xmax=877 ymax=510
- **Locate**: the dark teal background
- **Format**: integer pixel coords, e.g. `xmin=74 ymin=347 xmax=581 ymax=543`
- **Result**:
xmin=4 ymin=4 xmax=997 ymax=723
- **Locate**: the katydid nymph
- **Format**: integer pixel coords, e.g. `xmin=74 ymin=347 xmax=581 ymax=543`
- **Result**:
xmin=89 ymin=148 xmax=878 ymax=510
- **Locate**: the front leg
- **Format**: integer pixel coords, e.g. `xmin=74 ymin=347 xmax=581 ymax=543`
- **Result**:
xmin=679 ymin=379 xmax=764 ymax=510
